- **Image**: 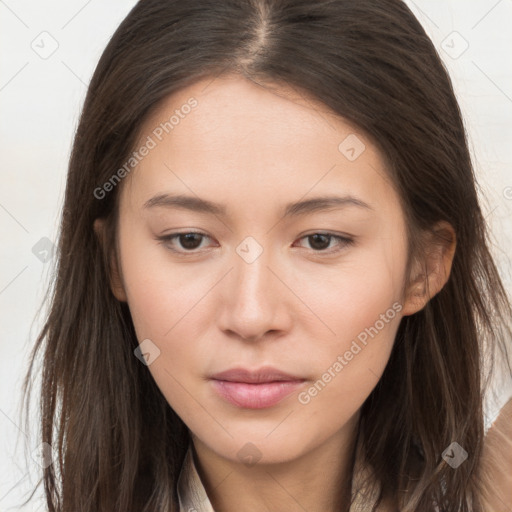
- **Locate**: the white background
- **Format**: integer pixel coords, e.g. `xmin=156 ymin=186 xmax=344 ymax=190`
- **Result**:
xmin=1 ymin=1 xmax=511 ymax=510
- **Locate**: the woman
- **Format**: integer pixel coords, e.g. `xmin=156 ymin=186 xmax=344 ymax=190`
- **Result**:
xmin=23 ymin=0 xmax=512 ymax=510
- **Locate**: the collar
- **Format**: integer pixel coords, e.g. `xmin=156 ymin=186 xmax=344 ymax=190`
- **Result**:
xmin=177 ymin=436 xmax=381 ymax=512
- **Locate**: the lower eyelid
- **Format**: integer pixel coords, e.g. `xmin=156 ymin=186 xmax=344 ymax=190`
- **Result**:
xmin=154 ymin=232 xmax=209 ymax=252
xmin=294 ymin=234 xmax=354 ymax=252
xmin=156 ymin=232 xmax=354 ymax=254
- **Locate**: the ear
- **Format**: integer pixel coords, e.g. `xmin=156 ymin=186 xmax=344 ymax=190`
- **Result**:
xmin=401 ymin=221 xmax=456 ymax=316
xmin=93 ymin=218 xmax=128 ymax=302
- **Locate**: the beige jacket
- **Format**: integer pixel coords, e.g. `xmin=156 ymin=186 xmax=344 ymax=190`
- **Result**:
xmin=177 ymin=399 xmax=512 ymax=511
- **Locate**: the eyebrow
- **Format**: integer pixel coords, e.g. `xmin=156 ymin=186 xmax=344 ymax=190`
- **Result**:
xmin=143 ymin=193 xmax=373 ymax=217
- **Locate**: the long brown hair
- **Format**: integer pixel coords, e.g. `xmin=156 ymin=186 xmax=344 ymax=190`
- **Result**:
xmin=22 ymin=0 xmax=512 ymax=510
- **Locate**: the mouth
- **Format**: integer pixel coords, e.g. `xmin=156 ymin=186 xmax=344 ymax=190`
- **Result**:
xmin=209 ymin=366 xmax=306 ymax=409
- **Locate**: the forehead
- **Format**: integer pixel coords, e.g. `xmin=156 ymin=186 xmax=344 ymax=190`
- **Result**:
xmin=121 ymin=74 xmax=400 ymax=221
xmin=138 ymin=74 xmax=359 ymax=156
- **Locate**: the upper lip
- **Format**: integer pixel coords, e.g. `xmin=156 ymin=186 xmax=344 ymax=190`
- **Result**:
xmin=210 ymin=366 xmax=305 ymax=384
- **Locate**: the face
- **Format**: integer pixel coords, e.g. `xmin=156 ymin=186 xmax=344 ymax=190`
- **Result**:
xmin=104 ymin=75 xmax=414 ymax=465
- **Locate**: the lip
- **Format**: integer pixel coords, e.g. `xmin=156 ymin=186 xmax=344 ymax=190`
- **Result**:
xmin=210 ymin=366 xmax=306 ymax=409
xmin=210 ymin=366 xmax=304 ymax=384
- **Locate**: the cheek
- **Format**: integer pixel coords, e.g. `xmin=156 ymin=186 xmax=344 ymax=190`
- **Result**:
xmin=117 ymin=231 xmax=212 ymax=407
xmin=293 ymin=236 xmax=406 ymax=409
xmin=118 ymin=229 xmax=200 ymax=339
xmin=119 ymin=255 xmax=201 ymax=419
xmin=299 ymin=242 xmax=406 ymax=350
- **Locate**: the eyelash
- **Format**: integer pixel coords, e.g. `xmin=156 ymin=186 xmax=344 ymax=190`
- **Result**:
xmin=155 ymin=231 xmax=354 ymax=257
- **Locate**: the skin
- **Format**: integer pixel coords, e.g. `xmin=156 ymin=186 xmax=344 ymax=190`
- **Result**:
xmin=480 ymin=397 xmax=512 ymax=509
xmin=95 ymin=75 xmax=456 ymax=512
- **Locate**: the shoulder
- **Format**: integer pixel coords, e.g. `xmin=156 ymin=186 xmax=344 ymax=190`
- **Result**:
xmin=480 ymin=397 xmax=512 ymax=510
xmin=357 ymin=400 xmax=512 ymax=512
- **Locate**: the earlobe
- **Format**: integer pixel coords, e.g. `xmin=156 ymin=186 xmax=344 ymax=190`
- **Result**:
xmin=401 ymin=274 xmax=428 ymax=316
xmin=401 ymin=221 xmax=456 ymax=316
xmin=93 ymin=218 xmax=128 ymax=303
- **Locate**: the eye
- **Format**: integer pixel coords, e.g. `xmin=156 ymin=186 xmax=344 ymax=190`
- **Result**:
xmin=293 ymin=232 xmax=354 ymax=254
xmin=156 ymin=231 xmax=214 ymax=253
xmin=155 ymin=231 xmax=354 ymax=256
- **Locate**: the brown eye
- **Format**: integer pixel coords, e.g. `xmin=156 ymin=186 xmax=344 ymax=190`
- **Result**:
xmin=307 ymin=234 xmax=332 ymax=251
xmin=177 ymin=233 xmax=204 ymax=250
xmin=294 ymin=232 xmax=354 ymax=254
xmin=156 ymin=231 xmax=212 ymax=253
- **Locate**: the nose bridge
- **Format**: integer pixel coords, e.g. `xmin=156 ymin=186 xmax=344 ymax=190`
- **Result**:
xmin=217 ymin=235 xmax=286 ymax=340
xmin=232 ymin=236 xmax=274 ymax=309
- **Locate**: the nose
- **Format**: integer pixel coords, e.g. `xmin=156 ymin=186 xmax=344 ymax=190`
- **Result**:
xmin=216 ymin=243 xmax=293 ymax=342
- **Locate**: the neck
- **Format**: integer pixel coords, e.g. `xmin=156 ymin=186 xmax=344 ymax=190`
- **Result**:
xmin=191 ymin=415 xmax=360 ymax=512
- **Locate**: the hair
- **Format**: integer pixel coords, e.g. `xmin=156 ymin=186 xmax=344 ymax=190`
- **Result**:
xmin=21 ymin=0 xmax=512 ymax=511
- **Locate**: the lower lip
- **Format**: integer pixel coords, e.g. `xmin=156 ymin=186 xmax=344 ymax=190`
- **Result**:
xmin=211 ymin=379 xmax=305 ymax=409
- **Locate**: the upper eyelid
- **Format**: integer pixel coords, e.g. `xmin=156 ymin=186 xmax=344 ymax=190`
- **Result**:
xmin=158 ymin=230 xmax=350 ymax=241
xmin=157 ymin=231 xmax=353 ymax=252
